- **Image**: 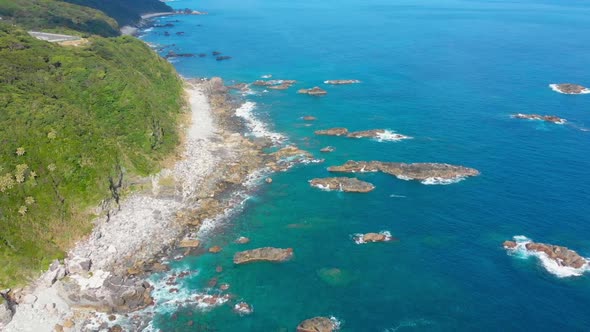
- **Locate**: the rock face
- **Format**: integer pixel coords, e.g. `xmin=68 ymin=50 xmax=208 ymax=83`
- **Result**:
xmin=549 ymin=83 xmax=590 ymax=94
xmin=328 ymin=161 xmax=480 ymax=181
xmin=233 ymin=247 xmax=294 ymax=264
xmin=298 ymin=87 xmax=328 ymax=96
xmin=297 ymin=317 xmax=338 ymax=332
xmin=512 ymin=113 xmax=566 ymax=124
xmin=523 ymin=242 xmax=587 ymax=269
xmin=309 ymin=177 xmax=375 ymax=193
xmin=314 ymin=128 xmax=349 ymax=136
xmin=323 ymin=79 xmax=360 ymax=85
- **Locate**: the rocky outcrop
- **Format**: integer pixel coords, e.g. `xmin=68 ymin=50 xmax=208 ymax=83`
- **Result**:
xmin=324 ymin=80 xmax=360 ymax=85
xmin=549 ymin=83 xmax=590 ymax=94
xmin=309 ymin=177 xmax=375 ymax=193
xmin=512 ymin=114 xmax=566 ymax=124
xmin=233 ymin=247 xmax=294 ymax=264
xmin=503 ymin=240 xmax=517 ymax=249
xmin=524 ymin=242 xmax=587 ymax=269
xmin=298 ymin=87 xmax=328 ymax=96
xmin=328 ymin=161 xmax=480 ymax=181
xmin=253 ymin=80 xmax=297 ymax=90
xmin=297 ymin=317 xmax=339 ymax=332
xmin=314 ymin=128 xmax=349 ymax=136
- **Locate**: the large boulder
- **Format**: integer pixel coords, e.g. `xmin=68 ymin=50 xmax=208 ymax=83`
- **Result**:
xmin=314 ymin=128 xmax=349 ymax=136
xmin=297 ymin=317 xmax=339 ymax=332
xmin=328 ymin=161 xmax=480 ymax=181
xmin=234 ymin=247 xmax=293 ymax=264
xmin=309 ymin=177 xmax=375 ymax=193
xmin=549 ymin=83 xmax=589 ymax=94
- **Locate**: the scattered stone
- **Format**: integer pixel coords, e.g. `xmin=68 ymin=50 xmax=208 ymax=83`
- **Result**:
xmin=234 ymin=247 xmax=294 ymax=264
xmin=512 ymin=113 xmax=566 ymax=124
xmin=314 ymin=128 xmax=349 ymax=136
xmin=235 ymin=236 xmax=250 ymax=244
xmin=194 ymin=293 xmax=230 ymax=307
xmin=309 ymin=177 xmax=375 ymax=193
xmin=328 ymin=161 xmax=480 ymax=181
xmin=209 ymin=246 xmax=223 ymax=253
xmin=303 ymin=116 xmax=317 ymax=121
xmin=233 ymin=302 xmax=254 ymax=315
xmin=298 ymin=87 xmax=328 ymax=96
xmin=549 ymin=83 xmax=590 ymax=94
xmin=265 ymin=178 xmax=273 ymax=184
xmin=66 ymin=257 xmax=92 ymax=275
xmin=179 ymin=239 xmax=200 ymax=248
xmin=323 ymin=79 xmax=360 ymax=85
xmin=297 ymin=317 xmax=339 ymax=332
xmin=320 ymin=146 xmax=335 ymax=153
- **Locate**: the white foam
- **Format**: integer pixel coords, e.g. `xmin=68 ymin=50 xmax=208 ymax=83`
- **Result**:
xmin=420 ymin=177 xmax=465 ymax=185
xmin=235 ymin=102 xmax=285 ymax=143
xmin=261 ymin=74 xmax=272 ymax=78
xmin=310 ymin=183 xmax=333 ymax=191
xmin=330 ymin=316 xmax=343 ymax=330
xmin=375 ymin=130 xmax=413 ymax=142
xmin=353 ymin=231 xmax=392 ymax=244
xmin=549 ymin=84 xmax=590 ymax=95
xmin=505 ymin=235 xmax=589 ymax=278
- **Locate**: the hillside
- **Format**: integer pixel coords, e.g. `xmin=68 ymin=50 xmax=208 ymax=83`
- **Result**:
xmin=0 ymin=23 xmax=185 ymax=287
xmin=0 ymin=0 xmax=120 ymax=37
xmin=61 ymin=0 xmax=174 ymax=27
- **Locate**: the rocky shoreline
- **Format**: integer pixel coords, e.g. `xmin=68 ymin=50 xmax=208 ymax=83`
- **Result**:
xmin=1 ymin=78 xmax=280 ymax=331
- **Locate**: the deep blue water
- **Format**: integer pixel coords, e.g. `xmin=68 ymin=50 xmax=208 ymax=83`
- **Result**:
xmin=140 ymin=0 xmax=590 ymax=330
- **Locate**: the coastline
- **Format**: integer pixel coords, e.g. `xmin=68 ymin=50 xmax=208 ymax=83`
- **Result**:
xmin=1 ymin=79 xmax=270 ymax=331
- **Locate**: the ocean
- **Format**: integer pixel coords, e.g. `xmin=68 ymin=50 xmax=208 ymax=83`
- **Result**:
xmin=139 ymin=0 xmax=590 ymax=330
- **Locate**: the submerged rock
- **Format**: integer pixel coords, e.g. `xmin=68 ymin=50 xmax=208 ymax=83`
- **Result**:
xmin=323 ymin=79 xmax=360 ymax=85
xmin=512 ymin=113 xmax=566 ymax=124
xmin=303 ymin=116 xmax=317 ymax=121
xmin=216 ymin=56 xmax=232 ymax=61
xmin=233 ymin=247 xmax=294 ymax=264
xmin=235 ymin=236 xmax=250 ymax=244
xmin=317 ymin=268 xmax=356 ymax=287
xmin=297 ymin=317 xmax=339 ymax=332
xmin=328 ymin=161 xmax=480 ymax=182
xmin=298 ymin=87 xmax=328 ymax=96
xmin=309 ymin=177 xmax=375 ymax=193
xmin=314 ymin=128 xmax=349 ymax=136
xmin=549 ymin=83 xmax=590 ymax=94
xmin=209 ymin=246 xmax=222 ymax=253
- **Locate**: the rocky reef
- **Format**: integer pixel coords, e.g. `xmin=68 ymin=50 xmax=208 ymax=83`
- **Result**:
xmin=297 ymin=316 xmax=340 ymax=332
xmin=328 ymin=161 xmax=480 ymax=182
xmin=323 ymin=79 xmax=360 ymax=85
xmin=512 ymin=113 xmax=566 ymax=124
xmin=309 ymin=177 xmax=375 ymax=193
xmin=233 ymin=247 xmax=294 ymax=264
xmin=298 ymin=87 xmax=328 ymax=95
xmin=549 ymin=83 xmax=590 ymax=94
xmin=503 ymin=240 xmax=587 ymax=269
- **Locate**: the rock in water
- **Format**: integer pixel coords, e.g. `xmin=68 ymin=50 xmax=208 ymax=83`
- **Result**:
xmin=303 ymin=116 xmax=317 ymax=121
xmin=549 ymin=83 xmax=590 ymax=94
xmin=512 ymin=113 xmax=566 ymax=124
xmin=179 ymin=239 xmax=200 ymax=248
xmin=298 ymin=87 xmax=328 ymax=95
xmin=297 ymin=317 xmax=339 ymax=332
xmin=233 ymin=247 xmax=294 ymax=264
xmin=314 ymin=128 xmax=349 ymax=136
xmin=323 ymin=79 xmax=360 ymax=85
xmin=309 ymin=177 xmax=375 ymax=193
xmin=328 ymin=161 xmax=480 ymax=181
xmin=233 ymin=302 xmax=254 ymax=315
xmin=524 ymin=242 xmax=587 ymax=269
xmin=502 ymin=240 xmax=517 ymax=249
xmin=320 ymin=146 xmax=335 ymax=153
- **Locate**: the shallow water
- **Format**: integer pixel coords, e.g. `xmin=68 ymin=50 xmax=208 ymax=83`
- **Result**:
xmin=141 ymin=0 xmax=590 ymax=330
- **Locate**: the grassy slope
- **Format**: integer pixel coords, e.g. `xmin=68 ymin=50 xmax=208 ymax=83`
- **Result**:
xmin=0 ymin=23 xmax=185 ymax=287
xmin=0 ymin=0 xmax=120 ymax=37
xmin=60 ymin=0 xmax=173 ymax=27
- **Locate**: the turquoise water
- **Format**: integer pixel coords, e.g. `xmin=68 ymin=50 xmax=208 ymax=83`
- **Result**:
xmin=141 ymin=0 xmax=590 ymax=330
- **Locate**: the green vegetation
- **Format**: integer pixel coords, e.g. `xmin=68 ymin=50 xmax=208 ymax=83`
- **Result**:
xmin=61 ymin=0 xmax=173 ymax=27
xmin=0 ymin=23 xmax=185 ymax=287
xmin=0 ymin=0 xmax=120 ymax=37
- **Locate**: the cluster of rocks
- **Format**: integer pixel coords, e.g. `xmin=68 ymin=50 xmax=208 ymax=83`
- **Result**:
xmin=297 ymin=316 xmax=339 ymax=332
xmin=253 ymin=79 xmax=297 ymax=90
xmin=512 ymin=113 xmax=566 ymax=124
xmin=549 ymin=83 xmax=589 ymax=94
xmin=503 ymin=240 xmax=588 ymax=269
xmin=323 ymin=79 xmax=360 ymax=85
xmin=309 ymin=177 xmax=375 ymax=193
xmin=233 ymin=247 xmax=294 ymax=264
xmin=328 ymin=161 xmax=480 ymax=181
xmin=314 ymin=128 xmax=410 ymax=140
xmin=298 ymin=87 xmax=328 ymax=96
